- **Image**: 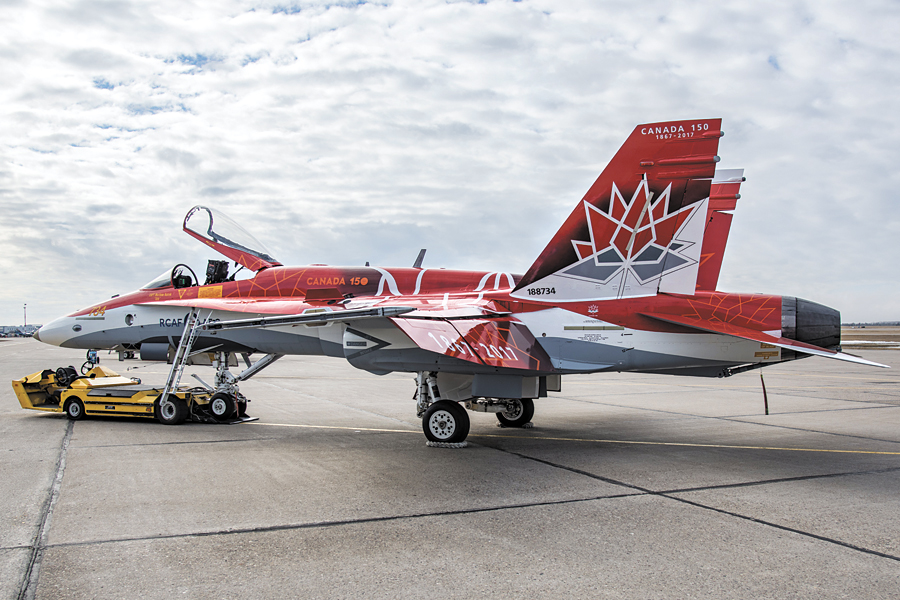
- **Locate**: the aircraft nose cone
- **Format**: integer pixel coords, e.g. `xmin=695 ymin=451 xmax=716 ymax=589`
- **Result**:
xmin=33 ymin=316 xmax=78 ymax=347
xmin=33 ymin=328 xmax=41 ymax=342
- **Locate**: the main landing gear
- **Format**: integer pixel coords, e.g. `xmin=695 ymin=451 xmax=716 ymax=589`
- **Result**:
xmin=415 ymin=371 xmax=535 ymax=448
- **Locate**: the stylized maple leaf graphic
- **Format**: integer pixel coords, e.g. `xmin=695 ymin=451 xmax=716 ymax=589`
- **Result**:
xmin=562 ymin=180 xmax=701 ymax=284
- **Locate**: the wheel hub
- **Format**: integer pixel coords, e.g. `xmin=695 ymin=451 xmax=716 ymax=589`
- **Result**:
xmin=211 ymin=398 xmax=227 ymax=416
xmin=500 ymin=400 xmax=523 ymax=420
xmin=428 ymin=410 xmax=456 ymax=440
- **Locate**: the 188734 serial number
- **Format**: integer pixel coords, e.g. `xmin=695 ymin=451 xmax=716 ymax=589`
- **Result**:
xmin=526 ymin=287 xmax=556 ymax=296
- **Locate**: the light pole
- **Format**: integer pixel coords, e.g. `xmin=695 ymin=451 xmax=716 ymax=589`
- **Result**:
xmin=24 ymin=303 xmax=27 ymax=328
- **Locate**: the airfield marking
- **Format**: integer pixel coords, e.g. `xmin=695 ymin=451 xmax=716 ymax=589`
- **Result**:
xmin=251 ymin=422 xmax=900 ymax=455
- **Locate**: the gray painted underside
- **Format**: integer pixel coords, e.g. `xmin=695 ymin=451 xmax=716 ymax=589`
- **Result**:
xmin=63 ymin=325 xmax=746 ymax=378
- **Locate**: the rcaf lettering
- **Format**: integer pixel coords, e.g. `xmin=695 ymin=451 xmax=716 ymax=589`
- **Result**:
xmin=306 ymin=277 xmax=346 ymax=286
xmin=160 ymin=318 xmax=184 ymax=328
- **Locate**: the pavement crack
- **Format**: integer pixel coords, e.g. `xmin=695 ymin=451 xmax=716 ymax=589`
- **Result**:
xmin=655 ymin=465 xmax=900 ymax=495
xmin=18 ymin=419 xmax=73 ymax=600
xmin=486 ymin=444 xmax=900 ymax=564
xmin=45 ymin=492 xmax=644 ymax=550
xmin=664 ymin=494 xmax=900 ymax=563
xmin=79 ymin=437 xmax=279 ymax=449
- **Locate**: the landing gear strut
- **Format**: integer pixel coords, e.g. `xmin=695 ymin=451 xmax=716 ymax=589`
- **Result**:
xmin=415 ymin=372 xmax=537 ymax=447
xmin=197 ymin=351 xmax=284 ymax=422
xmin=416 ymin=371 xmax=470 ymax=447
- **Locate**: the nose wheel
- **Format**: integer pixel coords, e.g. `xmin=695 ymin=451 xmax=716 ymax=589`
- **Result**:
xmin=208 ymin=392 xmax=237 ymax=421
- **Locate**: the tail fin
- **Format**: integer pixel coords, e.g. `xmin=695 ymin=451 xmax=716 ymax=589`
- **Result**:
xmin=695 ymin=169 xmax=744 ymax=292
xmin=512 ymin=119 xmax=723 ymax=302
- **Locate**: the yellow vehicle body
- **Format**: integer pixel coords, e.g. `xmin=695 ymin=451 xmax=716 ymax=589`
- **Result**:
xmin=12 ymin=365 xmax=210 ymax=421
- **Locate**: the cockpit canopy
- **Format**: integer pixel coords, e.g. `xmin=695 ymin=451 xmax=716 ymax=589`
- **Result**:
xmin=140 ymin=206 xmax=280 ymax=291
xmin=183 ymin=206 xmax=281 ymax=272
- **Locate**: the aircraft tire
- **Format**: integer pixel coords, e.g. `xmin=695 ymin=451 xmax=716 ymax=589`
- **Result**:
xmin=496 ymin=398 xmax=534 ymax=428
xmin=423 ymin=400 xmax=470 ymax=444
xmin=209 ymin=393 xmax=237 ymax=421
xmin=155 ymin=395 xmax=189 ymax=425
xmin=63 ymin=398 xmax=86 ymax=421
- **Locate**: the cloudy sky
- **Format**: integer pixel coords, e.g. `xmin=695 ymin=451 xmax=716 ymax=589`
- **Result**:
xmin=2 ymin=0 xmax=898 ymax=326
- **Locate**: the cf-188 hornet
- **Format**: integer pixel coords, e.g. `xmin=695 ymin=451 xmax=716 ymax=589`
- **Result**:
xmin=34 ymin=118 xmax=887 ymax=445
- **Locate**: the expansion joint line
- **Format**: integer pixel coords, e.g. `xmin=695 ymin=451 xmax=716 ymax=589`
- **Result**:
xmin=488 ymin=445 xmax=900 ymax=564
xmin=18 ymin=420 xmax=73 ymax=600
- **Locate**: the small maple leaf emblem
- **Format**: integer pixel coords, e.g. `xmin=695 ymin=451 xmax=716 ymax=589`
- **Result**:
xmin=563 ymin=180 xmax=701 ymax=285
xmin=588 ymin=305 xmax=599 ymax=314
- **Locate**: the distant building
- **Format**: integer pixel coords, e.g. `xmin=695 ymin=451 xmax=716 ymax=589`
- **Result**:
xmin=0 ymin=325 xmax=42 ymax=337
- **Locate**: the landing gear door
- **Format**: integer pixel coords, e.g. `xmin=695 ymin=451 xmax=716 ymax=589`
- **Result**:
xmin=183 ymin=206 xmax=282 ymax=272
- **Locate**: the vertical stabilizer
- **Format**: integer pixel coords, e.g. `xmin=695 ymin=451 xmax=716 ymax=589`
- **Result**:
xmin=513 ymin=119 xmax=723 ymax=302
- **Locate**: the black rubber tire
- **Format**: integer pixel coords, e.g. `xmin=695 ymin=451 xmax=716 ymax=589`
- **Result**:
xmin=422 ymin=400 xmax=470 ymax=444
xmin=209 ymin=393 xmax=237 ymax=421
xmin=63 ymin=398 xmax=86 ymax=420
xmin=155 ymin=395 xmax=189 ymax=425
xmin=496 ymin=398 xmax=535 ymax=428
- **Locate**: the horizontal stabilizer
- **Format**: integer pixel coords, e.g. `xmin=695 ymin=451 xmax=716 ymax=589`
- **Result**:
xmin=640 ymin=312 xmax=889 ymax=368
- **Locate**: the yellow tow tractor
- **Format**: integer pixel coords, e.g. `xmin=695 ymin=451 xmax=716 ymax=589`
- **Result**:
xmin=12 ymin=365 xmax=251 ymax=425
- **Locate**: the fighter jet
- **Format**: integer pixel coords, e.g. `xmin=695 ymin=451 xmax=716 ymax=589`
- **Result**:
xmin=34 ymin=118 xmax=886 ymax=445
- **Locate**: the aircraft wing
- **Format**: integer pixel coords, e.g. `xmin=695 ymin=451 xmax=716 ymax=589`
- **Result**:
xmin=366 ymin=295 xmax=510 ymax=319
xmin=139 ymin=293 xmax=509 ymax=318
xmin=640 ymin=311 xmax=889 ymax=368
xmin=139 ymin=297 xmax=416 ymax=327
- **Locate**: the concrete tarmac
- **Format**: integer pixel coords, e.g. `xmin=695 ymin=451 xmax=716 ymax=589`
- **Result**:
xmin=1 ymin=339 xmax=898 ymax=599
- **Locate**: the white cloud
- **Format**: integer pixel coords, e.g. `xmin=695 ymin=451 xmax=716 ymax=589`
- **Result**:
xmin=1 ymin=0 xmax=899 ymax=325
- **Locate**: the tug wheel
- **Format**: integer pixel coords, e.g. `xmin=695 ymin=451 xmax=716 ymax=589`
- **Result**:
xmin=63 ymin=398 xmax=86 ymax=420
xmin=423 ymin=400 xmax=470 ymax=444
xmin=155 ymin=395 xmax=188 ymax=425
xmin=209 ymin=393 xmax=237 ymax=421
xmin=496 ymin=398 xmax=534 ymax=428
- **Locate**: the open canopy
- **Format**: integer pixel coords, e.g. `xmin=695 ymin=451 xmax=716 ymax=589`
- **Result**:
xmin=183 ymin=206 xmax=281 ymax=272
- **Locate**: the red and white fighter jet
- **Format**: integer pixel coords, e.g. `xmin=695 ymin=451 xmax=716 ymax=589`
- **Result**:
xmin=34 ymin=118 xmax=886 ymax=444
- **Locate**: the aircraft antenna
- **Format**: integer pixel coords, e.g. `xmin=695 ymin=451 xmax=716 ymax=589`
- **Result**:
xmin=413 ymin=249 xmax=427 ymax=269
